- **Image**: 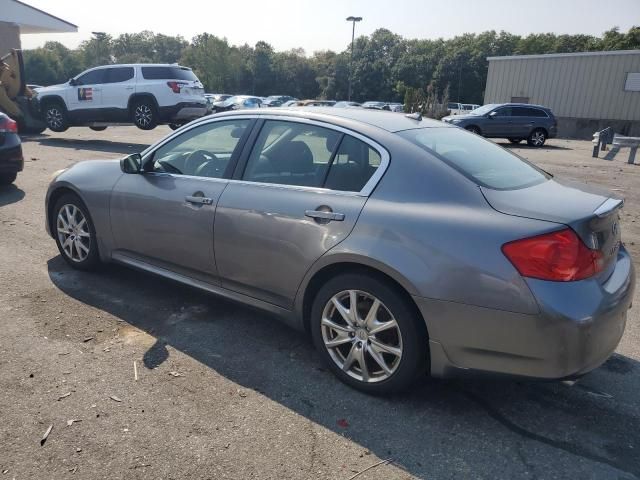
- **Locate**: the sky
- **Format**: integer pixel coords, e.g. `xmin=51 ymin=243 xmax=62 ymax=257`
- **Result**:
xmin=19 ymin=0 xmax=640 ymax=53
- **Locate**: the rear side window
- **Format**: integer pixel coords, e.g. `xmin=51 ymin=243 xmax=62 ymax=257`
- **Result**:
xmin=399 ymin=127 xmax=549 ymax=190
xmin=325 ymin=136 xmax=381 ymax=192
xmin=513 ymin=107 xmax=548 ymax=117
xmin=141 ymin=66 xmax=198 ymax=81
xmin=105 ymin=67 xmax=134 ymax=83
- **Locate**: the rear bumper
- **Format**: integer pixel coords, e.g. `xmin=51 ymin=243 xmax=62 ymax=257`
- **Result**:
xmin=417 ymin=247 xmax=635 ymax=379
xmin=0 ymin=142 xmax=24 ymax=174
xmin=548 ymin=125 xmax=558 ymax=138
xmin=159 ymin=102 xmax=207 ymax=123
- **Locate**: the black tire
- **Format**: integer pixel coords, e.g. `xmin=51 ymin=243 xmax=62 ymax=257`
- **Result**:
xmin=0 ymin=173 xmax=17 ymax=185
xmin=53 ymin=193 xmax=100 ymax=271
xmin=527 ymin=128 xmax=547 ymax=147
xmin=311 ymin=273 xmax=428 ymax=394
xmin=132 ymin=99 xmax=158 ymax=130
xmin=89 ymin=126 xmax=107 ymax=131
xmin=465 ymin=125 xmax=481 ymax=135
xmin=43 ymin=101 xmax=69 ymax=132
xmin=508 ymin=138 xmax=523 ymax=144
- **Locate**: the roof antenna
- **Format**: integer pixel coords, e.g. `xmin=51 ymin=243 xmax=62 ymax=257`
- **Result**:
xmin=405 ymin=112 xmax=422 ymax=121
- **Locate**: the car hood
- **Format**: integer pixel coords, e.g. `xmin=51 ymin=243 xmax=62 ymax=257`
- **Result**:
xmin=37 ymin=83 xmax=69 ymax=94
xmin=442 ymin=114 xmax=478 ymax=121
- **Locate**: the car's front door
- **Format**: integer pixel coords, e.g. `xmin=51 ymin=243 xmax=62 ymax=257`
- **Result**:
xmin=214 ymin=119 xmax=387 ymax=307
xmin=109 ymin=118 xmax=252 ymax=283
xmin=66 ymin=68 xmax=105 ymax=121
xmin=483 ymin=106 xmax=513 ymax=137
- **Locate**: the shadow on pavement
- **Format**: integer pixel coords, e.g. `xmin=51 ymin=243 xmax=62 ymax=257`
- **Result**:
xmin=22 ymin=137 xmax=150 ymax=155
xmin=498 ymin=141 xmax=573 ymax=151
xmin=0 ymin=184 xmax=25 ymax=207
xmin=47 ymin=257 xmax=640 ymax=479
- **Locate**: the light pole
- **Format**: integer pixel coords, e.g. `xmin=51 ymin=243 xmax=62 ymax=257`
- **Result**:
xmin=346 ymin=16 xmax=362 ymax=102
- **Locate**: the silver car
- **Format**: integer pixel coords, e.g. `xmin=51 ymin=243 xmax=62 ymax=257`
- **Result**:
xmin=46 ymin=108 xmax=635 ymax=394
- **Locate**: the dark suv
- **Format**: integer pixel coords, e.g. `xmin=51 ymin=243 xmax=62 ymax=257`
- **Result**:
xmin=0 ymin=113 xmax=23 ymax=185
xmin=442 ymin=103 xmax=557 ymax=147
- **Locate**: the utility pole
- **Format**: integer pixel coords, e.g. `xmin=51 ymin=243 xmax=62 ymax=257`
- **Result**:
xmin=346 ymin=16 xmax=362 ymax=102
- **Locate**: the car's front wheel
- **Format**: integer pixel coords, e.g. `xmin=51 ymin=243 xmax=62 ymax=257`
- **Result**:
xmin=527 ymin=129 xmax=547 ymax=147
xmin=311 ymin=273 xmax=428 ymax=394
xmin=53 ymin=193 xmax=100 ymax=271
xmin=44 ymin=102 xmax=69 ymax=132
xmin=0 ymin=173 xmax=17 ymax=185
xmin=132 ymin=100 xmax=158 ymax=130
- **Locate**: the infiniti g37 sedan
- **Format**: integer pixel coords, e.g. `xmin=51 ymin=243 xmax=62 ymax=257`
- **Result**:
xmin=45 ymin=108 xmax=634 ymax=394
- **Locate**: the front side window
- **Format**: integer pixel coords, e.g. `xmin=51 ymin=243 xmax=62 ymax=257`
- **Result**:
xmin=243 ymin=121 xmax=341 ymax=187
xmin=399 ymin=127 xmax=549 ymax=190
xmin=149 ymin=120 xmax=250 ymax=178
xmin=493 ymin=107 xmax=512 ymax=117
xmin=76 ymin=69 xmax=106 ymax=85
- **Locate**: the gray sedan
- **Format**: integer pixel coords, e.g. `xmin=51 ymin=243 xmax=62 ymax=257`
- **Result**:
xmin=45 ymin=108 xmax=634 ymax=394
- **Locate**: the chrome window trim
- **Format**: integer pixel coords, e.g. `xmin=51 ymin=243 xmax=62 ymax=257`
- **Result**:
xmin=141 ymin=113 xmax=391 ymax=197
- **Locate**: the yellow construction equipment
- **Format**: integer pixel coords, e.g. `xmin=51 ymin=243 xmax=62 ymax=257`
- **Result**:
xmin=0 ymin=49 xmax=46 ymax=134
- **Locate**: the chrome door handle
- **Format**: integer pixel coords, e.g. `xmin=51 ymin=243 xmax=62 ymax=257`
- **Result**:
xmin=185 ymin=195 xmax=213 ymax=205
xmin=305 ymin=210 xmax=345 ymax=221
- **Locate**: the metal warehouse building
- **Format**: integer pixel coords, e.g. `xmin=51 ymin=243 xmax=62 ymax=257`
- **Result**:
xmin=484 ymin=50 xmax=640 ymax=138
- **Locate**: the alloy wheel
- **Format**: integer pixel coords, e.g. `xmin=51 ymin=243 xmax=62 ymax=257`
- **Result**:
xmin=321 ymin=290 xmax=403 ymax=383
xmin=135 ymin=105 xmax=153 ymax=128
xmin=46 ymin=107 xmax=63 ymax=130
xmin=56 ymin=204 xmax=91 ymax=263
xmin=531 ymin=131 xmax=546 ymax=146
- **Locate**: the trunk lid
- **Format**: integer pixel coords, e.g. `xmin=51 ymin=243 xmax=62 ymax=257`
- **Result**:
xmin=482 ymin=178 xmax=623 ymax=279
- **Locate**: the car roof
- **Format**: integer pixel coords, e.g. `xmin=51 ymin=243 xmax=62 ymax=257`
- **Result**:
xmin=210 ymin=107 xmax=446 ymax=133
xmin=500 ymin=103 xmax=551 ymax=110
xmin=88 ymin=63 xmax=192 ymax=69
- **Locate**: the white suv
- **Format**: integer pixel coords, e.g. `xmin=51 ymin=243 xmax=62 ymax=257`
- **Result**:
xmin=37 ymin=64 xmax=206 ymax=132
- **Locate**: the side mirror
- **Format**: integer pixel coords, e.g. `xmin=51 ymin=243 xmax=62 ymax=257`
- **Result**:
xmin=488 ymin=111 xmax=498 ymax=118
xmin=120 ymin=153 xmax=142 ymax=174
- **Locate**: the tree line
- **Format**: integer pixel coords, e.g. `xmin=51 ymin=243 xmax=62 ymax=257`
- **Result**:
xmin=22 ymin=26 xmax=640 ymax=104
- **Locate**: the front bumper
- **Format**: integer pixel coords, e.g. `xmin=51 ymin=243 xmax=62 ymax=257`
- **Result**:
xmin=416 ymin=247 xmax=635 ymax=379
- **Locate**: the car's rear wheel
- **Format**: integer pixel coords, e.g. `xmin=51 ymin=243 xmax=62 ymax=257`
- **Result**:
xmin=508 ymin=138 xmax=523 ymax=144
xmin=44 ymin=102 xmax=69 ymax=132
xmin=0 ymin=173 xmax=17 ymax=185
xmin=53 ymin=193 xmax=100 ymax=271
xmin=132 ymin=100 xmax=158 ymax=130
xmin=527 ymin=129 xmax=547 ymax=147
xmin=89 ymin=126 xmax=107 ymax=131
xmin=311 ymin=273 xmax=428 ymax=394
xmin=465 ymin=125 xmax=481 ymax=135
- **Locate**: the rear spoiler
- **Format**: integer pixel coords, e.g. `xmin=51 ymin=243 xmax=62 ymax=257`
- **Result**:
xmin=594 ymin=198 xmax=624 ymax=218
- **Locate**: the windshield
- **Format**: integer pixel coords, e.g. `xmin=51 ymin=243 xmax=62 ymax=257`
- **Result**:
xmin=398 ymin=127 xmax=549 ymax=190
xmin=468 ymin=104 xmax=497 ymax=116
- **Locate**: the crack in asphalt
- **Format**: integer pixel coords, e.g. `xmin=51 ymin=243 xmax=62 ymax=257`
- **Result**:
xmin=456 ymin=388 xmax=639 ymax=480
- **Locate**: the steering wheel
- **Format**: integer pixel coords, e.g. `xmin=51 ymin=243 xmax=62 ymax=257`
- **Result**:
xmin=184 ymin=150 xmax=217 ymax=175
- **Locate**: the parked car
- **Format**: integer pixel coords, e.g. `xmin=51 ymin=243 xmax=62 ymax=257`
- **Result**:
xmin=461 ymin=103 xmax=480 ymax=112
xmin=334 ymin=101 xmax=361 ymax=108
xmin=212 ymin=95 xmax=263 ymax=112
xmin=442 ymin=103 xmax=558 ymax=147
xmin=37 ymin=64 xmax=207 ymax=132
xmin=384 ymin=103 xmax=404 ymax=113
xmin=362 ymin=101 xmax=386 ymax=110
xmin=447 ymin=102 xmax=465 ymax=115
xmin=263 ymin=95 xmax=296 ymax=107
xmin=294 ymin=99 xmax=335 ymax=107
xmin=280 ymin=100 xmax=299 ymax=107
xmin=207 ymin=93 xmax=232 ymax=103
xmin=0 ymin=113 xmax=22 ymax=185
xmin=46 ymin=107 xmax=633 ymax=394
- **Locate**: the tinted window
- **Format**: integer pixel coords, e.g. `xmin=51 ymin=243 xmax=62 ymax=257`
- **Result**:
xmin=141 ymin=66 xmax=198 ymax=81
xmin=243 ymin=120 xmax=340 ymax=187
xmin=493 ymin=107 xmax=512 ymax=117
xmin=106 ymin=67 xmax=134 ymax=83
xmin=399 ymin=127 xmax=549 ymax=190
xmin=528 ymin=108 xmax=548 ymax=117
xmin=150 ymin=120 xmax=250 ymax=178
xmin=76 ymin=69 xmax=106 ymax=85
xmin=325 ymin=136 xmax=381 ymax=192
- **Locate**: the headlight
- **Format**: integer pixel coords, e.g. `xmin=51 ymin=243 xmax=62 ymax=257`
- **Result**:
xmin=50 ymin=168 xmax=67 ymax=183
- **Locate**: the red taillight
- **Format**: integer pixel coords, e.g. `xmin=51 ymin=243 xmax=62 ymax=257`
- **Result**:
xmin=502 ymin=228 xmax=604 ymax=282
xmin=0 ymin=117 xmax=18 ymax=133
xmin=167 ymin=81 xmax=186 ymax=93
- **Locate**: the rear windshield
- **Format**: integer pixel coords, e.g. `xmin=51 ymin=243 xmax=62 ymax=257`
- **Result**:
xmin=398 ymin=127 xmax=549 ymax=190
xmin=141 ymin=66 xmax=198 ymax=81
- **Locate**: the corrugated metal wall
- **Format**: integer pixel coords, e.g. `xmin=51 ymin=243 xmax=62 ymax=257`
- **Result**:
xmin=484 ymin=51 xmax=640 ymax=121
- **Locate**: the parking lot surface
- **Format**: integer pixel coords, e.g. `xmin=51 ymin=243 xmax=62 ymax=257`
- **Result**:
xmin=1 ymin=127 xmax=640 ymax=479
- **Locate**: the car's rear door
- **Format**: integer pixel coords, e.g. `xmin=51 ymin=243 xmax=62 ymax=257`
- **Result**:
xmin=213 ymin=118 xmax=388 ymax=308
xmin=109 ymin=118 xmax=253 ymax=283
xmin=100 ymin=67 xmax=135 ymax=119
